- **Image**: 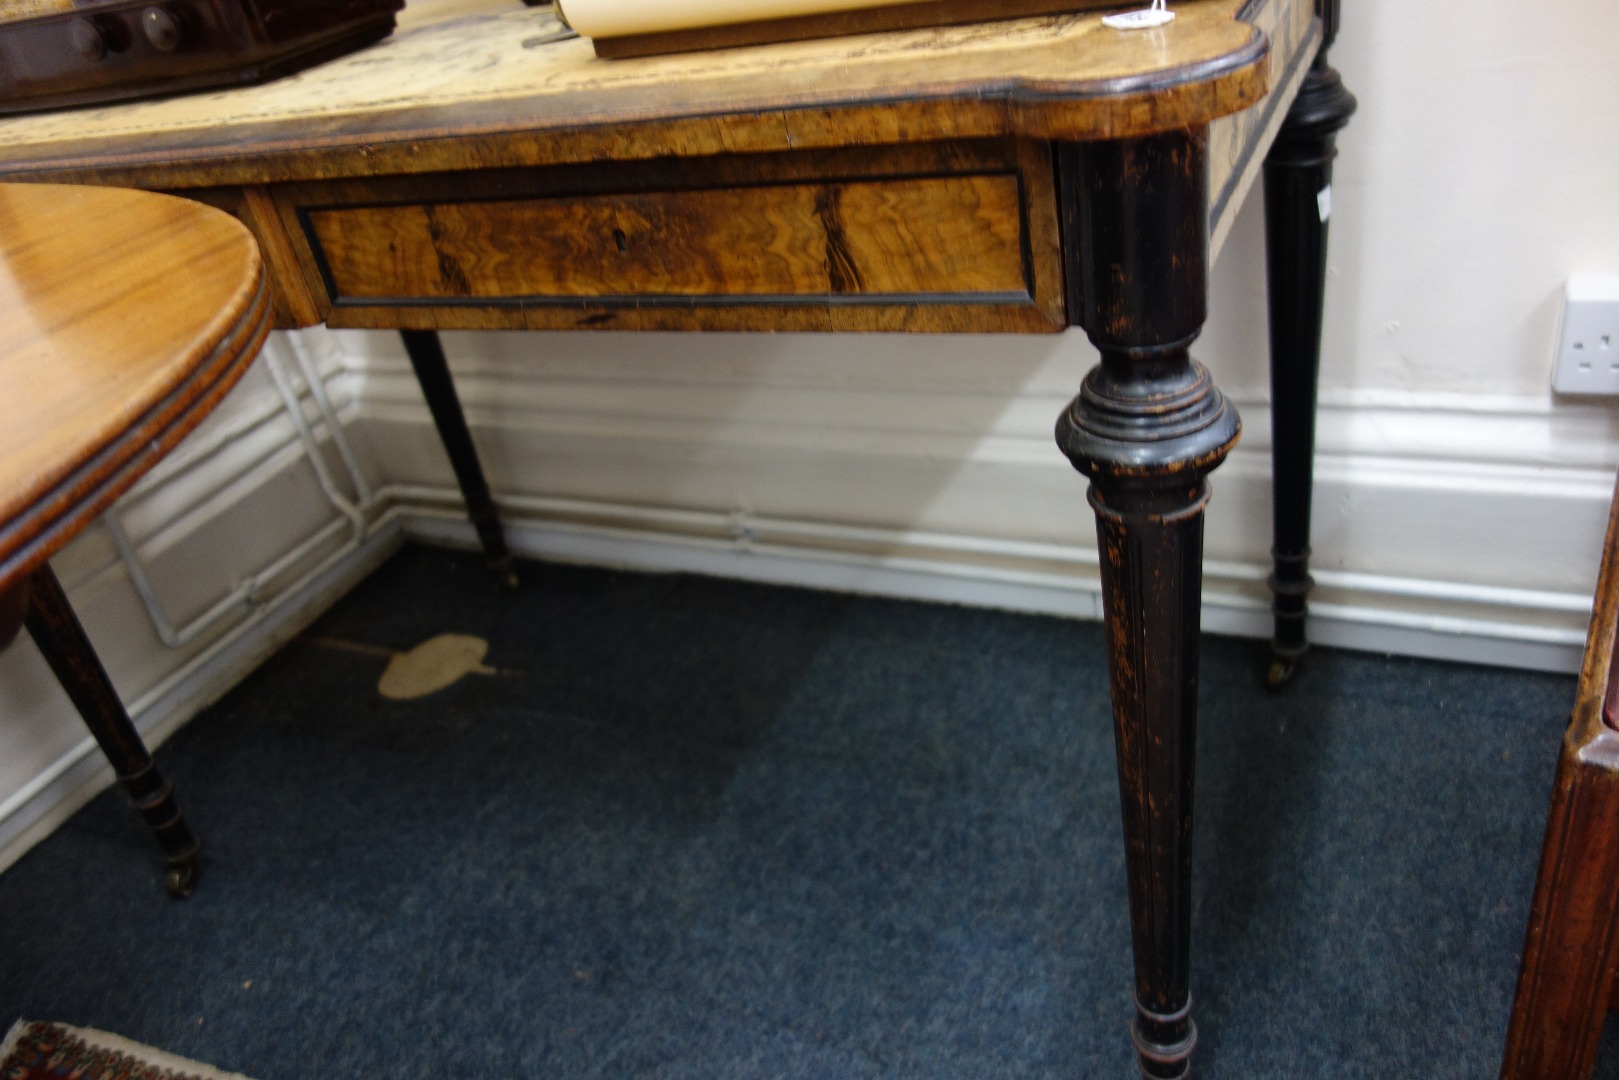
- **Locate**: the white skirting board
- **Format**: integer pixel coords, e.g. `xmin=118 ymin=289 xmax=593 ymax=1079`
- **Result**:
xmin=2 ymin=323 xmax=1611 ymax=876
xmin=348 ymin=324 xmax=1614 ymax=677
xmin=395 ymin=487 xmax=1592 ymax=675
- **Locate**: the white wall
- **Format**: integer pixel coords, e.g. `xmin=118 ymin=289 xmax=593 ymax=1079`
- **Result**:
xmin=1323 ymin=0 xmax=1619 ymax=398
xmin=4 ymin=0 xmax=1618 ymax=872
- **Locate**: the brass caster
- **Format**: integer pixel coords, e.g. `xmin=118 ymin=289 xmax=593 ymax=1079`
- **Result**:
xmin=164 ymin=856 xmax=198 ymax=899
xmin=1266 ymin=656 xmax=1297 ymax=691
xmin=488 ymin=556 xmax=520 ymax=592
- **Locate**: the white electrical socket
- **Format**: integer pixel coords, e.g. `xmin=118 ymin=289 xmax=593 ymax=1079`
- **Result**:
xmin=1552 ymin=275 xmax=1619 ymax=396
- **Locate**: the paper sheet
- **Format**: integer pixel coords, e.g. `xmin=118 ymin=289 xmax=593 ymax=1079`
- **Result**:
xmin=558 ymin=0 xmax=936 ymax=38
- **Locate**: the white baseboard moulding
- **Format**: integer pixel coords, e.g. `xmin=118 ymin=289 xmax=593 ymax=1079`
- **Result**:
xmin=393 ymin=484 xmax=1594 ymax=675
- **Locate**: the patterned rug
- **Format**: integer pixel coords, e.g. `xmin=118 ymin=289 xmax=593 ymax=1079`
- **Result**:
xmin=0 ymin=1021 xmax=255 ymax=1080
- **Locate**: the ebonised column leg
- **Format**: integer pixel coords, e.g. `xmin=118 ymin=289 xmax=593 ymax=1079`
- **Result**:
xmin=1261 ymin=4 xmax=1357 ymax=688
xmin=23 ymin=565 xmax=199 ymax=898
xmin=1057 ymin=130 xmax=1240 ymax=1079
xmin=399 ymin=329 xmax=519 ymax=589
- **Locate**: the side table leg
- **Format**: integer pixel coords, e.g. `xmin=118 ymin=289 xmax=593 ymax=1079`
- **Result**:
xmin=1500 ymin=724 xmax=1619 ymax=1079
xmin=1261 ymin=8 xmax=1357 ymax=688
xmin=23 ymin=565 xmax=199 ymax=898
xmin=1057 ymin=130 xmax=1240 ymax=1079
xmin=399 ymin=329 xmax=519 ymax=589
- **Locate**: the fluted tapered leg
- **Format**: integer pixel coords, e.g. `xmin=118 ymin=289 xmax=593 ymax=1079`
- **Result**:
xmin=1057 ymin=129 xmax=1240 ymax=1078
xmin=1261 ymin=1 xmax=1357 ymax=687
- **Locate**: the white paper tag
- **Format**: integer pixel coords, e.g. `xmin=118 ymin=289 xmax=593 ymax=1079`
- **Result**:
xmin=1102 ymin=8 xmax=1174 ymax=28
xmin=1317 ymin=185 xmax=1332 ymax=223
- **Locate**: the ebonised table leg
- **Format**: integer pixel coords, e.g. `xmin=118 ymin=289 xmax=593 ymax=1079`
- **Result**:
xmin=399 ymin=329 xmax=519 ymax=589
xmin=22 ymin=565 xmax=200 ymax=898
xmin=1260 ymin=4 xmax=1356 ymax=688
xmin=1057 ymin=129 xmax=1240 ymax=1079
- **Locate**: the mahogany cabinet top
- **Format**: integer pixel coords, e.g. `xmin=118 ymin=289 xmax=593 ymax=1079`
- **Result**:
xmin=0 ymin=183 xmax=270 ymax=591
xmin=0 ymin=0 xmax=1272 ymax=189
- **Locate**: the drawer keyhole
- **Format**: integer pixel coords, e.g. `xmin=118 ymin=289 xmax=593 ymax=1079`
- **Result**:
xmin=612 ymin=228 xmax=628 ymax=253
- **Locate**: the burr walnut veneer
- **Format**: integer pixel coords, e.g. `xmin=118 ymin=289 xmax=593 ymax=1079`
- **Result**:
xmin=0 ymin=0 xmax=1355 ymax=1073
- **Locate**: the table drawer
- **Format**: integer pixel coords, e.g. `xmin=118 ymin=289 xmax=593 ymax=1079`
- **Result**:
xmin=281 ymin=141 xmax=1065 ymax=332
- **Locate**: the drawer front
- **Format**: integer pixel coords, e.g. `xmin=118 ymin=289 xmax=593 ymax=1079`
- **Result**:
xmin=283 ymin=141 xmax=1065 ymax=333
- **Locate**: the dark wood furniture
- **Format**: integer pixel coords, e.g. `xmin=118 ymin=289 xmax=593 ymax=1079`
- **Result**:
xmin=0 ymin=0 xmax=406 ymax=115
xmin=0 ymin=182 xmax=270 ymax=898
xmin=1260 ymin=0 xmax=1354 ymax=687
xmin=1501 ymin=474 xmax=1619 ymax=1079
xmin=0 ymin=1 xmax=1352 ymax=1071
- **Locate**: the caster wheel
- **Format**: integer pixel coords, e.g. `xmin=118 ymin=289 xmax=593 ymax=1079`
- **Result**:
xmin=164 ymin=857 xmax=198 ymax=899
xmin=489 ymin=556 xmax=520 ymax=591
xmin=1266 ymin=656 xmax=1296 ymax=690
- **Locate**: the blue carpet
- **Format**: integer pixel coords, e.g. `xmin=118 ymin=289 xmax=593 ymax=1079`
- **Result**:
xmin=0 ymin=545 xmax=1590 ymax=1077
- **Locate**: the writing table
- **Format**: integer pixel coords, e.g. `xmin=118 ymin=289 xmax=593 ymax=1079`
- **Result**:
xmin=0 ymin=0 xmax=1355 ymax=1073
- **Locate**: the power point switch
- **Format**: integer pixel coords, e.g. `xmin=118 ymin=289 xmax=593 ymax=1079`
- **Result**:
xmin=1552 ymin=275 xmax=1619 ymax=396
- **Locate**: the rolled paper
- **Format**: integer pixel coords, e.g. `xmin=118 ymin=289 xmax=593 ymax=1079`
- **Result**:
xmin=557 ymin=0 xmax=938 ymax=38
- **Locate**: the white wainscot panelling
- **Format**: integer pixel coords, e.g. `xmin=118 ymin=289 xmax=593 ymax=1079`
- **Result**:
xmin=339 ymin=326 xmax=1615 ymax=675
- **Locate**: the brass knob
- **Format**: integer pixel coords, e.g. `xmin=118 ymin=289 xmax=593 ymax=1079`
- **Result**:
xmin=141 ymin=6 xmax=182 ymax=52
xmin=68 ymin=17 xmax=108 ymax=61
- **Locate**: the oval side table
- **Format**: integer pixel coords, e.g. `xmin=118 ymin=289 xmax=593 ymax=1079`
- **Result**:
xmin=0 ymin=183 xmax=270 ymax=897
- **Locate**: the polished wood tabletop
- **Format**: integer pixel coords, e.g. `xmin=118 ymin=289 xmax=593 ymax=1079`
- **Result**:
xmin=0 ymin=0 xmax=1272 ymax=184
xmin=0 ymin=183 xmax=271 ymax=594
xmin=0 ymin=182 xmax=269 ymax=900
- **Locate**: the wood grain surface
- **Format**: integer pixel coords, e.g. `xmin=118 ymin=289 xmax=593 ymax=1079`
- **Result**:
xmin=1207 ymin=0 xmax=1315 ymax=255
xmin=313 ymin=173 xmax=1028 ymax=299
xmin=0 ymin=183 xmax=270 ymax=592
xmin=0 ymin=0 xmax=1301 ymax=335
xmin=281 ymin=137 xmax=1063 ymax=332
xmin=0 ymin=0 xmax=1270 ymax=189
xmin=1502 ymin=472 xmax=1619 ymax=1078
